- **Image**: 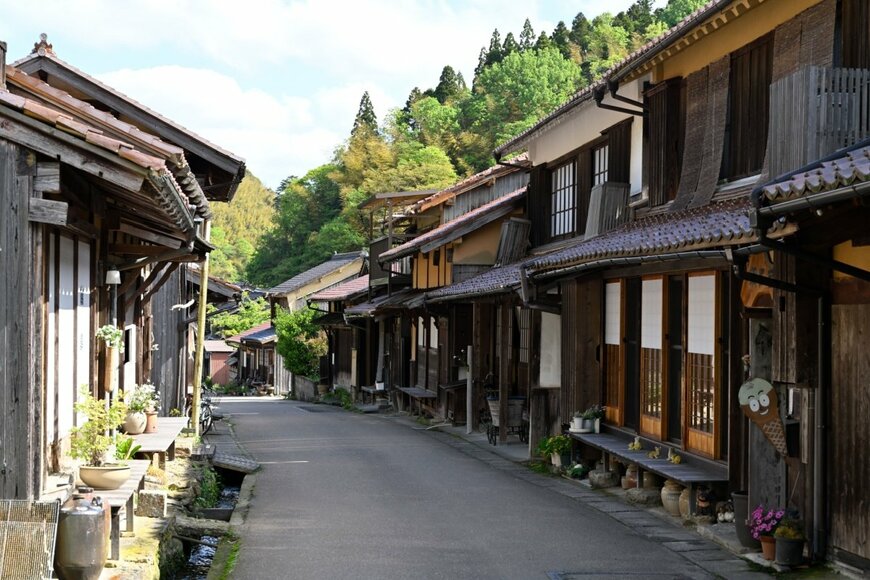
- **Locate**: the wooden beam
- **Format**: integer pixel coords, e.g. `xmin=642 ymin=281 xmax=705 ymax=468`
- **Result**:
xmin=125 ymin=262 xmax=172 ymax=310
xmin=28 ymin=197 xmax=68 ymax=225
xmin=0 ymin=108 xmax=145 ymax=192
xmin=116 ymin=221 xmax=184 ymax=248
xmin=109 ymin=244 xmax=169 ymax=256
xmin=34 ymin=162 xmax=60 ymax=195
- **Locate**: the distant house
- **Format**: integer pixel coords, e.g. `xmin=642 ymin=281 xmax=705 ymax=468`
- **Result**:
xmin=204 ymin=340 xmax=235 ymax=386
xmin=268 ymin=251 xmax=367 ymax=311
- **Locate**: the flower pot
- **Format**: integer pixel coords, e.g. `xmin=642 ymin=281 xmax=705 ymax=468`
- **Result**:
xmin=760 ymin=535 xmax=776 ymax=561
xmin=123 ymin=411 xmax=146 ymax=435
xmin=731 ymin=491 xmax=760 ymax=549
xmin=570 ymin=417 xmax=583 ymax=432
xmin=581 ymin=418 xmax=595 ymax=432
xmin=551 ymin=452 xmax=563 ymax=468
xmin=775 ymin=537 xmax=805 ymax=566
xmin=622 ymin=464 xmax=638 ymax=489
xmin=79 ymin=464 xmax=131 ymax=490
xmin=661 ymin=480 xmax=683 ymax=516
xmin=593 ymin=418 xmax=601 ymax=433
xmin=145 ymin=411 xmax=158 ymax=433
xmin=103 ymin=346 xmax=119 ymax=393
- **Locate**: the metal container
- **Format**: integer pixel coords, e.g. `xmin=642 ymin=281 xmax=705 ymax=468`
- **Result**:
xmin=54 ymin=492 xmax=108 ymax=580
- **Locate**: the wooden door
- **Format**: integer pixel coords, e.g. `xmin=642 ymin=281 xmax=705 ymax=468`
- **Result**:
xmin=829 ymin=304 xmax=870 ymax=563
xmin=685 ymin=272 xmax=719 ymax=458
xmin=640 ymin=277 xmax=664 ymax=439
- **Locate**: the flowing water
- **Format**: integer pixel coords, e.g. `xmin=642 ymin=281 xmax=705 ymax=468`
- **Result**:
xmin=175 ymin=485 xmax=240 ymax=579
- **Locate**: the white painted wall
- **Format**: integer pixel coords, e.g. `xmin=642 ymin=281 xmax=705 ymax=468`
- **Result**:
xmin=527 ymin=77 xmax=649 ymax=197
xmin=57 ymin=237 xmax=75 ymax=439
xmin=538 ymin=312 xmax=562 ymax=388
xmin=46 ymin=236 xmax=56 ymax=445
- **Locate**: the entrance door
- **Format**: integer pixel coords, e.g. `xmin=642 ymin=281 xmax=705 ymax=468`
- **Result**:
xmin=830 ymin=303 xmax=870 ymax=564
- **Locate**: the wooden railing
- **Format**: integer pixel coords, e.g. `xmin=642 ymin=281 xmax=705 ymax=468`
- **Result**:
xmin=585 ymin=182 xmax=630 ymax=239
xmin=768 ymin=66 xmax=870 ymax=178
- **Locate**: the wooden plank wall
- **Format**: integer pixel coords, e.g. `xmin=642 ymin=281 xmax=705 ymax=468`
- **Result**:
xmin=829 ymin=304 xmax=870 ymax=562
xmin=560 ymin=278 xmax=602 ymax=425
xmin=0 ymin=140 xmax=42 ymax=499
xmin=149 ymin=267 xmax=187 ymax=413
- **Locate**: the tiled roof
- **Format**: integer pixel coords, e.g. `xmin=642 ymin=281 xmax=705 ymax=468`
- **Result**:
xmin=494 ymin=0 xmax=728 ymax=156
xmin=14 ymin=36 xmax=245 ymax=178
xmin=344 ymin=289 xmax=425 ymax=318
xmin=241 ymin=325 xmax=277 ymax=345
xmin=0 ymin=68 xmax=195 ymax=230
xmin=411 ymin=154 xmax=529 ymax=213
xmin=312 ymin=312 xmax=348 ymax=327
xmin=204 ymin=340 xmax=235 ymax=353
xmin=267 ymin=252 xmax=365 ymax=296
xmin=527 ymin=197 xmax=755 ymax=274
xmin=5 ymin=66 xmax=212 ymax=219
xmin=379 ymin=186 xmax=526 ymax=263
xmin=425 ymin=262 xmax=524 ymax=302
xmin=309 ymin=274 xmax=369 ymax=302
xmin=759 ymin=144 xmax=870 ymax=202
xmin=225 ymin=321 xmax=272 ymax=344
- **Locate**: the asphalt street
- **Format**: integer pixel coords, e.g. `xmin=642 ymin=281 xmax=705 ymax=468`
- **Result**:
xmin=224 ymin=398 xmax=767 ymax=580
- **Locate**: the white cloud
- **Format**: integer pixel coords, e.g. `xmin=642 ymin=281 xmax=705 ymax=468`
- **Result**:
xmin=98 ymin=66 xmax=337 ymax=188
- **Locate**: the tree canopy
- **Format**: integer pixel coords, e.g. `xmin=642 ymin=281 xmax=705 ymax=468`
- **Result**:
xmin=239 ymin=0 xmax=707 ymax=289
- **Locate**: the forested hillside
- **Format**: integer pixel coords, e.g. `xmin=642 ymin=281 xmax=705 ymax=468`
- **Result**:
xmin=209 ymin=172 xmax=275 ymax=282
xmin=244 ymin=0 xmax=706 ymax=288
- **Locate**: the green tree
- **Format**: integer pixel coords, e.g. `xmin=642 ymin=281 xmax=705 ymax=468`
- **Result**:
xmin=209 ymin=172 xmax=275 ymax=282
xmin=209 ymin=294 xmax=270 ymax=338
xmin=585 ymin=13 xmax=631 ymax=80
xmin=519 ymin=18 xmax=536 ymax=51
xmin=433 ymin=66 xmax=466 ymax=104
xmin=472 ymin=46 xmax=583 ymax=148
xmin=551 ymin=21 xmax=572 ymax=60
xmin=534 ymin=30 xmax=552 ymax=51
xmin=502 ymin=32 xmax=519 ymax=56
xmin=274 ymin=307 xmax=327 ymax=380
xmin=570 ymin=12 xmax=592 ymax=51
xmin=656 ymin=0 xmax=708 ymax=27
xmin=351 ymin=91 xmax=378 ymax=137
xmin=484 ymin=29 xmax=504 ymax=67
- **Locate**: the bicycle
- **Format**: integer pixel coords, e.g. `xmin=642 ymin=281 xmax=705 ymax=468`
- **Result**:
xmin=184 ymin=386 xmax=222 ymax=435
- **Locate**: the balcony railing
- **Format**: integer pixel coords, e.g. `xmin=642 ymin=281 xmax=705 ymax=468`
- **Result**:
xmin=585 ymin=182 xmax=630 ymax=239
xmin=768 ymin=66 xmax=870 ymax=178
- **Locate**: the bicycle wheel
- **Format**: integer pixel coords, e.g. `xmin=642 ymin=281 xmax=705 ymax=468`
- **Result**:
xmin=200 ymin=405 xmax=214 ymax=435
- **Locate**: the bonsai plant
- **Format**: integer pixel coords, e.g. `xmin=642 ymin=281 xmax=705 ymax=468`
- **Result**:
xmin=536 ymin=434 xmax=572 ymax=468
xmin=70 ymin=387 xmax=130 ymax=489
xmin=773 ymin=517 xmax=805 ymax=566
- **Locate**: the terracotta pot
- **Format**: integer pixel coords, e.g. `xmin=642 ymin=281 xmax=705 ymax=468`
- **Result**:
xmin=123 ymin=412 xmax=146 ymax=435
xmin=760 ymin=535 xmax=776 ymax=560
xmin=623 ymin=464 xmax=638 ymax=489
xmin=145 ymin=412 xmax=158 ymax=433
xmin=661 ymin=480 xmax=683 ymax=516
xmin=79 ymin=464 xmax=131 ymax=490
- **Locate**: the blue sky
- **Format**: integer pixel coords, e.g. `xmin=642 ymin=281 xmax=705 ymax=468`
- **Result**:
xmin=1 ymin=1 xmax=654 ymax=189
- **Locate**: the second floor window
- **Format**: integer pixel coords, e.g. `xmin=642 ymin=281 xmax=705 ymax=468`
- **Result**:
xmin=593 ymin=144 xmax=609 ymax=186
xmin=551 ymin=160 xmax=576 ymax=237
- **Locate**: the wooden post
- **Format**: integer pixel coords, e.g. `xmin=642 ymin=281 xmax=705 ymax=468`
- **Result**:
xmin=499 ymin=302 xmax=510 ymax=443
xmin=191 ymin=220 xmax=211 ymax=436
xmin=466 ymin=343 xmax=473 ymax=435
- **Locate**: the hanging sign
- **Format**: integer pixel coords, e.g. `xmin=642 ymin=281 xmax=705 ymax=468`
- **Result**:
xmin=738 ymin=378 xmax=788 ymax=456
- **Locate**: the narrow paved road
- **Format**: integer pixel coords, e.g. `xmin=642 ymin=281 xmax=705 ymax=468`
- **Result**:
xmin=224 ymin=399 xmax=764 ymax=579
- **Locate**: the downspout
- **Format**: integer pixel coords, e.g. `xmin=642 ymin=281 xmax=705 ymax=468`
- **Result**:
xmin=815 ymin=294 xmax=828 ymax=560
xmin=191 ymin=219 xmax=211 ymax=436
xmin=594 ymin=86 xmax=644 ymax=117
xmin=608 ymin=80 xmax=647 ymax=112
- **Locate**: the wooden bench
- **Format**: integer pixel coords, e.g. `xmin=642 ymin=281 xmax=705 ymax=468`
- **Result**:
xmin=439 ymin=380 xmax=468 ymax=425
xmin=95 ymin=459 xmax=150 ymax=560
xmin=360 ymin=385 xmax=389 ymax=404
xmin=131 ymin=417 xmax=189 ymax=469
xmin=397 ymin=386 xmax=437 ymax=416
xmin=569 ymin=431 xmax=728 ymax=512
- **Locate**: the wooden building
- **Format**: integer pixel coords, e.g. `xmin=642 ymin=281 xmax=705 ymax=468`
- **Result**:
xmin=0 ymin=38 xmax=240 ymax=500
xmin=452 ymin=0 xmax=870 ymax=571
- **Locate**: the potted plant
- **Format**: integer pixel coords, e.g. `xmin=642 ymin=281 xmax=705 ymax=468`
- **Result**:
xmin=774 ymin=517 xmax=805 ymax=566
xmin=570 ymin=411 xmax=584 ymax=432
xmin=96 ymin=325 xmax=123 ymax=393
xmin=70 ymin=388 xmax=130 ymax=490
xmin=123 ymin=383 xmax=159 ymax=434
xmin=749 ymin=505 xmax=785 ymax=560
xmin=536 ymin=434 xmax=572 ymax=468
xmin=581 ymin=404 xmax=606 ymax=433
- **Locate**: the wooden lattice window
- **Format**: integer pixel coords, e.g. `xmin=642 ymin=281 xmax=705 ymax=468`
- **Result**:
xmin=593 ymin=144 xmax=609 ymax=186
xmin=686 ymin=273 xmax=718 ymax=456
xmin=640 ymin=278 xmax=664 ymax=420
xmin=604 ymin=282 xmax=622 ymax=423
xmin=550 ymin=160 xmax=576 ymax=237
xmin=516 ymin=307 xmax=530 ymax=364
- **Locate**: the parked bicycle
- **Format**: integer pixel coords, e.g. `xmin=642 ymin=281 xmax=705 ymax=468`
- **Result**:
xmin=184 ymin=385 xmax=223 ymax=435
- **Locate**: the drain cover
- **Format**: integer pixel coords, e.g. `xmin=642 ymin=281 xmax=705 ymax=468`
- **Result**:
xmin=0 ymin=499 xmax=60 ymax=580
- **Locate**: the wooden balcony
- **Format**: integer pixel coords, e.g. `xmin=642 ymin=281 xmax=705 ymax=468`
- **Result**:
xmin=585 ymin=182 xmax=630 ymax=239
xmin=768 ymin=66 xmax=870 ymax=178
